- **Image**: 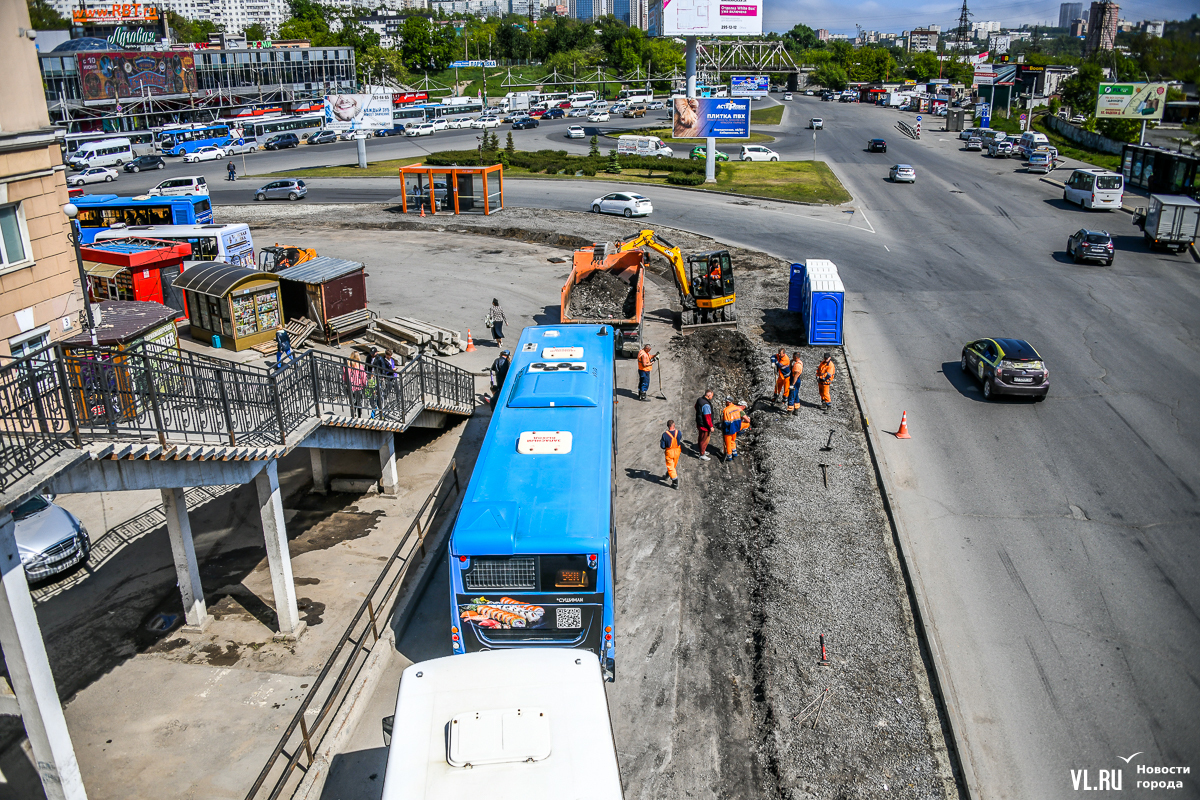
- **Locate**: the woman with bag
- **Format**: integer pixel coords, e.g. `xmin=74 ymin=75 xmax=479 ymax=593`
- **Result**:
xmin=486 ymin=298 xmax=507 ymax=347
xmin=345 ymin=352 xmax=369 ymax=418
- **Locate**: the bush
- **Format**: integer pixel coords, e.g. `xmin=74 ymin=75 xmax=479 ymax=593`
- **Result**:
xmin=606 ymin=149 xmax=622 ymax=173
xmin=582 ymin=166 xmax=597 ymax=177
xmin=667 ymin=172 xmax=705 ymax=186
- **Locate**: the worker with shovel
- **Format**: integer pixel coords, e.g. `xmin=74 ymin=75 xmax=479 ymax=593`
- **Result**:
xmin=660 ymin=419 xmax=681 ymax=489
xmin=817 ymin=353 xmax=835 ymax=411
xmin=786 ymin=352 xmax=804 ymax=414
xmin=770 ymin=348 xmax=792 ymax=405
xmin=636 ymin=344 xmax=656 ymax=401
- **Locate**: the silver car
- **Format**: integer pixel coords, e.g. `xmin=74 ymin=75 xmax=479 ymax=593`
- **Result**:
xmin=11 ymin=495 xmax=90 ymax=582
xmin=255 ymin=179 xmax=307 ymax=201
xmin=889 ymin=164 xmax=916 ymax=183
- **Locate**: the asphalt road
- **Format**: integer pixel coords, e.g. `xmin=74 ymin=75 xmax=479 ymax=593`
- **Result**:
xmin=87 ymin=96 xmax=1200 ymax=797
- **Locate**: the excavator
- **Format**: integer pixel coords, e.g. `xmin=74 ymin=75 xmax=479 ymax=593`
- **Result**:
xmin=616 ymin=229 xmax=737 ymax=329
xmin=257 ymin=243 xmax=318 ymax=272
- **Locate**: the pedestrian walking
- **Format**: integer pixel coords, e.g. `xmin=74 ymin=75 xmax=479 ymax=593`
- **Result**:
xmin=694 ymin=389 xmax=714 ymax=460
xmin=345 ymin=352 xmax=368 ymax=418
xmin=227 ymin=161 xmax=237 ymax=181
xmin=636 ymin=344 xmax=655 ymax=401
xmin=660 ymin=419 xmax=681 ymax=489
xmin=273 ymin=328 xmax=295 ymax=370
xmin=371 ymin=347 xmax=397 ymax=408
xmin=817 ymin=353 xmax=835 ymax=411
xmin=770 ymin=348 xmax=792 ymax=405
xmin=485 ymin=298 xmax=507 ymax=347
xmin=489 ymin=349 xmax=511 ymax=407
xmin=786 ymin=352 xmax=804 ymax=414
xmin=721 ymin=397 xmax=747 ymax=462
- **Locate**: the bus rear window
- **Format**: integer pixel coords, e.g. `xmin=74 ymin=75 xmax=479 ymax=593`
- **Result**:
xmin=1096 ymin=175 xmax=1122 ymax=190
xmin=195 ymin=199 xmax=212 ymax=215
xmin=464 ymin=555 xmax=597 ymax=592
xmin=541 ymin=555 xmax=596 ymax=591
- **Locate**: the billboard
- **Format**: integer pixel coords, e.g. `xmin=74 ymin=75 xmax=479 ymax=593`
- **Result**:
xmin=1095 ymin=83 xmax=1168 ymax=120
xmin=673 ymin=97 xmax=750 ymax=139
xmin=324 ymin=94 xmax=394 ymax=132
xmin=72 ymin=4 xmax=159 ymax=25
xmin=730 ymin=76 xmax=768 ymax=97
xmin=649 ymin=0 xmax=762 ymax=36
xmin=974 ymin=63 xmax=996 ymax=85
xmin=77 ymin=52 xmax=196 ymax=101
xmin=449 ymin=60 xmax=498 ymax=68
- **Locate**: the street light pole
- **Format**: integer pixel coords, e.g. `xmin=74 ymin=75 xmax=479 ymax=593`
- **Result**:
xmin=63 ymin=204 xmax=97 ymax=347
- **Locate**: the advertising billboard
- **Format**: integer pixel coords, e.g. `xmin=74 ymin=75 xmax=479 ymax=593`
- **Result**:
xmin=973 ymin=63 xmax=996 ymax=85
xmin=77 ymin=52 xmax=196 ymax=101
xmin=1095 ymin=83 xmax=1168 ymax=120
xmin=72 ymin=4 xmax=159 ymax=25
xmin=673 ymin=97 xmax=750 ymax=139
xmin=649 ymin=0 xmax=762 ymax=36
xmin=323 ymin=94 xmax=394 ymax=132
xmin=730 ymin=76 xmax=768 ymax=97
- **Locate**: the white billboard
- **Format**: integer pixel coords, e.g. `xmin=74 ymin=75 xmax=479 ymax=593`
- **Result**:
xmin=974 ymin=63 xmax=996 ymax=86
xmin=730 ymin=76 xmax=768 ymax=97
xmin=323 ymin=94 xmax=393 ymax=132
xmin=649 ymin=0 xmax=763 ymax=36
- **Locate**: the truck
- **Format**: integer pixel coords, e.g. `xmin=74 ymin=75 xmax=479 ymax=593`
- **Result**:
xmin=491 ymin=92 xmax=534 ymax=112
xmin=1134 ymin=194 xmax=1200 ymax=253
xmin=617 ymin=134 xmax=673 ymax=158
xmin=560 ymin=243 xmax=645 ymax=355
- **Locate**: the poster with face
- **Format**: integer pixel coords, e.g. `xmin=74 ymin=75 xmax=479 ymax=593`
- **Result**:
xmin=323 ymin=94 xmax=394 ymax=132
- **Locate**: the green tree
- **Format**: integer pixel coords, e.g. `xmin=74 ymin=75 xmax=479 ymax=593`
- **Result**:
xmin=505 ymin=132 xmax=515 ymax=153
xmin=910 ymin=51 xmax=939 ymax=81
xmin=27 ymin=0 xmax=68 ymax=28
xmin=242 ymin=23 xmax=270 ymax=41
xmin=783 ymin=23 xmax=819 ymax=50
xmin=812 ymin=63 xmax=848 ymax=90
xmin=1097 ymin=118 xmax=1141 ymax=143
xmin=401 ymin=15 xmax=434 ymax=70
xmin=166 ymin=10 xmax=220 ymax=43
xmin=589 ymin=135 xmax=600 ymax=157
xmin=1060 ymin=63 xmax=1103 ymax=115
xmin=606 ymin=149 xmax=622 ymax=173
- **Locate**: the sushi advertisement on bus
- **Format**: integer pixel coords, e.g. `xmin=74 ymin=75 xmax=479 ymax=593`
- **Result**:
xmin=77 ymin=51 xmax=196 ymax=100
xmin=323 ymin=94 xmax=394 ymax=132
xmin=456 ymin=594 xmax=604 ymax=649
xmin=672 ymin=97 xmax=751 ymax=139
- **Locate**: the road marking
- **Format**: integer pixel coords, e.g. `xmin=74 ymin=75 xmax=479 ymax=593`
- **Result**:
xmin=884 ymin=245 xmax=890 ymax=252
xmin=856 ymin=206 xmax=876 ymax=234
xmin=198 ymin=668 xmax=231 ymax=698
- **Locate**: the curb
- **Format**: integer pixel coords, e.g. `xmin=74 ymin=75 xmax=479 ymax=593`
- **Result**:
xmin=495 ymin=174 xmax=850 ymax=208
xmin=840 ymin=338 xmax=977 ymax=800
xmin=292 ymin=491 xmax=462 ymax=800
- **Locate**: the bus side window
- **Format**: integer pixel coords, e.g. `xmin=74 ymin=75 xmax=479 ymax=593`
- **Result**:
xmin=76 ymin=209 xmax=102 ymax=227
xmin=147 ymin=206 xmax=172 ymax=225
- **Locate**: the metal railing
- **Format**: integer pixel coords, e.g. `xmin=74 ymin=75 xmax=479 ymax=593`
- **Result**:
xmin=244 ymin=459 xmax=462 ymax=800
xmin=0 ymin=342 xmax=477 ymax=490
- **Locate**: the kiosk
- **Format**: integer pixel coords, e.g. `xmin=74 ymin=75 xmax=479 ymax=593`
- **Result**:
xmin=174 ymin=262 xmax=282 ymax=351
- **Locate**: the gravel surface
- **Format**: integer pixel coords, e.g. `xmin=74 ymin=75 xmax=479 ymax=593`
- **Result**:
xmin=567 ymin=269 xmax=637 ymax=320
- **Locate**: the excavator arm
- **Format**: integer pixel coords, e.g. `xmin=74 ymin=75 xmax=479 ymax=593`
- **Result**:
xmin=616 ymin=228 xmax=737 ymax=329
xmin=616 ymin=229 xmax=693 ymax=306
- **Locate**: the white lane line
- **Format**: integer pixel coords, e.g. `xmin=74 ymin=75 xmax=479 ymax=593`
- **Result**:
xmin=884 ymin=245 xmax=890 ymax=252
xmin=856 ymin=206 xmax=877 ymax=235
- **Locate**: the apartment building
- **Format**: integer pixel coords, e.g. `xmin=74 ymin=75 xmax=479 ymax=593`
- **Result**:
xmin=907 ymin=29 xmax=940 ymax=53
xmin=1084 ymin=0 xmax=1119 ymax=54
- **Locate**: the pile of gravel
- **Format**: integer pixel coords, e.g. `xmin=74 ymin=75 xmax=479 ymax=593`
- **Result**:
xmin=567 ymin=270 xmax=637 ymax=320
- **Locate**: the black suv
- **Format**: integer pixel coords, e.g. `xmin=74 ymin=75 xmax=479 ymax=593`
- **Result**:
xmin=867 ymin=138 xmax=887 ymax=153
xmin=1066 ymin=228 xmax=1115 ymax=266
xmin=123 ymin=155 xmax=165 ymax=172
xmin=264 ymin=133 xmax=300 ymax=151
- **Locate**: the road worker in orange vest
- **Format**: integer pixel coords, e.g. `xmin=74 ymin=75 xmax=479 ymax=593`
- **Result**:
xmin=770 ymin=348 xmax=792 ymax=405
xmin=637 ymin=344 xmax=655 ymax=401
xmin=721 ymin=398 xmax=748 ymax=462
xmin=786 ymin=352 xmax=804 ymax=414
xmin=660 ymin=419 xmax=681 ymax=489
xmin=817 ymin=353 xmax=835 ymax=411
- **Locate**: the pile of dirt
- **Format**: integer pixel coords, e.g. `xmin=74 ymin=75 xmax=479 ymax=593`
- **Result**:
xmin=567 ymin=270 xmax=636 ymax=320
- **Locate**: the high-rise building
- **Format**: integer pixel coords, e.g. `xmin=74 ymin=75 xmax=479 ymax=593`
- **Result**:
xmin=816 ymin=29 xmax=829 ymax=40
xmin=1084 ymin=0 xmax=1118 ymax=55
xmin=1058 ymin=2 xmax=1083 ymax=28
xmin=907 ymin=29 xmax=940 ymax=52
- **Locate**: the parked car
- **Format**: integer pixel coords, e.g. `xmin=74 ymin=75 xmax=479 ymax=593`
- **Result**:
xmin=68 ymin=166 xmax=118 ymax=186
xmin=307 ymin=129 xmax=340 ymax=145
xmin=587 ymin=111 xmax=610 ymax=122
xmin=11 ymin=495 xmax=90 ymax=583
xmin=591 ymin=192 xmax=653 ymax=217
xmin=255 ymin=178 xmax=307 ymax=201
xmin=567 ymin=107 xmax=589 ymax=118
xmin=690 ymin=145 xmax=728 ymax=161
xmin=805 ymin=89 xmax=815 ymax=96
xmin=988 ymin=140 xmax=1014 ymax=158
xmin=447 ymin=117 xmax=473 ymax=129
xmin=430 ymin=118 xmax=449 ymax=132
xmin=148 ymin=176 xmax=208 ymax=196
xmin=123 ymin=154 xmax=165 ymax=172
xmin=542 ymin=108 xmax=566 ymax=119
xmin=183 ymin=146 xmax=225 ymax=163
xmin=264 ymin=133 xmax=299 ymax=150
xmin=470 ymin=116 xmax=500 ymax=129
xmin=867 ymin=138 xmax=887 ymax=153
xmin=648 ymin=100 xmax=665 ymax=109
xmin=889 ymin=164 xmax=916 ymax=183
xmin=225 ymin=138 xmax=258 ymax=154
xmin=961 ymin=337 xmax=1049 ymax=400
xmin=1066 ymin=228 xmax=1115 ymax=265
xmin=965 ymin=137 xmax=983 ymax=151
xmin=740 ymin=145 xmax=779 ymax=162
xmin=557 ymin=101 xmax=573 ymax=109
xmin=959 ymin=127 xmax=980 ymax=141
xmin=1027 ymin=151 xmax=1054 ymax=173
xmin=512 ymin=116 xmax=540 ymax=130
xmin=566 ymin=125 xmax=586 ymax=139
xmin=406 ymin=123 xmax=436 ymax=136
xmin=783 ymin=92 xmax=793 ymax=101
xmin=810 ymin=118 xmax=824 ymax=129
xmin=623 ymin=106 xmax=647 ymax=118
xmin=1069 ymin=114 xmax=1087 ymax=124
xmin=374 ymin=127 xmax=403 ymax=137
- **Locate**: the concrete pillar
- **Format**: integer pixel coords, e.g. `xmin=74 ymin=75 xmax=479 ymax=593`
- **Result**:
xmin=378 ymin=435 xmax=398 ymax=498
xmin=254 ymin=461 xmax=304 ymax=639
xmin=685 ymin=36 xmax=697 ymax=99
xmin=0 ymin=513 xmax=87 ymax=800
xmin=309 ymin=448 xmax=328 ymax=494
xmin=161 ymin=488 xmax=211 ymax=631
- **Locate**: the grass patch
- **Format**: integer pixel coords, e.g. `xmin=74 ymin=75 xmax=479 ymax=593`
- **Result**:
xmin=750 ymin=105 xmax=784 ymax=125
xmin=714 ymin=161 xmax=851 ymax=205
xmin=619 ymin=127 xmax=776 ymax=145
xmin=254 ymin=156 xmax=426 ymax=179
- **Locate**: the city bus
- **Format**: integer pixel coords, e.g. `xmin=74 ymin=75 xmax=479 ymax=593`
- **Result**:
xmin=448 ymin=324 xmax=617 ymax=681
xmin=156 ymin=123 xmax=233 ymax=156
xmin=243 ymin=113 xmax=325 ymax=142
xmin=70 ymin=194 xmax=214 ymax=243
xmin=427 ymin=97 xmax=485 ymax=118
xmin=537 ymin=92 xmax=569 ymax=107
xmin=64 ymin=131 xmax=155 ymax=161
xmin=94 ymin=223 xmax=254 ymax=267
xmin=569 ymin=91 xmax=597 ymax=108
xmin=617 ymin=88 xmax=653 ymax=104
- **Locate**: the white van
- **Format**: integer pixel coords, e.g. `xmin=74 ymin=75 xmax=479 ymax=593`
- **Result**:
xmin=617 ymin=134 xmax=674 ymax=158
xmin=1063 ymin=168 xmax=1124 ymax=210
xmin=980 ymin=129 xmax=1007 ymax=145
xmin=1016 ymin=131 xmax=1049 ymax=157
xmin=147 ymin=176 xmax=209 ymax=197
xmin=569 ymin=91 xmax=598 ymax=108
xmin=67 ymin=138 xmax=134 ymax=170
xmin=380 ymin=650 xmax=622 ymax=800
xmin=94 ymin=223 xmax=255 ymax=267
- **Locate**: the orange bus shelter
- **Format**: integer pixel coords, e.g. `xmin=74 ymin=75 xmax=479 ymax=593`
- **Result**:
xmin=398 ymin=163 xmax=504 ymax=216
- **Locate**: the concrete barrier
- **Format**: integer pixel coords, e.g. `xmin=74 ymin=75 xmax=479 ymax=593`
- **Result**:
xmin=1043 ymin=115 xmax=1126 ymax=155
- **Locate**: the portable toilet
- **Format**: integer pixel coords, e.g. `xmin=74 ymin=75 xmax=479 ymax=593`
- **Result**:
xmin=788 ymin=263 xmax=806 ymax=312
xmin=805 ymin=273 xmax=844 ymax=345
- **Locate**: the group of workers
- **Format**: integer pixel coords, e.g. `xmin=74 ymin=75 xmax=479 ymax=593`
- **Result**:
xmin=770 ymin=348 xmax=835 ymax=413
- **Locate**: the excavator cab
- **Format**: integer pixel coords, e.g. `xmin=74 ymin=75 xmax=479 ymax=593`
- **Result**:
xmin=615 ymin=229 xmax=737 ymax=329
xmin=687 ymin=251 xmax=735 ymax=308
xmin=258 ymin=245 xmax=317 ymax=273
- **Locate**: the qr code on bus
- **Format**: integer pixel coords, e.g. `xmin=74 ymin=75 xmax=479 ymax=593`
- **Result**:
xmin=556 ymin=607 xmax=582 ymax=629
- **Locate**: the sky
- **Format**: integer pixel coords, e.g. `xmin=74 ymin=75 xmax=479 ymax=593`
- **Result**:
xmin=761 ymin=0 xmax=1197 ymax=37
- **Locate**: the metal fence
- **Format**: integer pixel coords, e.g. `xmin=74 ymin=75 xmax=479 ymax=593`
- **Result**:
xmin=244 ymin=459 xmax=462 ymax=800
xmin=0 ymin=342 xmax=476 ymax=490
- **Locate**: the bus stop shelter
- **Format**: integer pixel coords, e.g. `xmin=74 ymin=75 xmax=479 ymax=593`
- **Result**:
xmin=398 ymin=164 xmax=504 ymax=216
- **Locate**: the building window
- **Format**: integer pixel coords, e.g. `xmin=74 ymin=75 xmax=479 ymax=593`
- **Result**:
xmin=0 ymin=205 xmax=31 ymax=269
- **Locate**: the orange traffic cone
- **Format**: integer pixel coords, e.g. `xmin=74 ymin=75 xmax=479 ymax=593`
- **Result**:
xmin=895 ymin=411 xmax=911 ymax=439
xmin=419 ymin=201 xmax=425 ymax=218
xmin=465 ymin=329 xmax=476 ymax=352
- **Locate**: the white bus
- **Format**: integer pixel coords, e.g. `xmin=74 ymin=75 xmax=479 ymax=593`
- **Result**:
xmin=243 ymin=113 xmax=324 ymax=143
xmin=1063 ymin=168 xmax=1124 ymax=210
xmin=569 ymin=91 xmax=598 ymax=108
xmin=618 ymin=88 xmax=653 ymax=104
xmin=64 ymin=131 xmax=155 ymax=161
xmin=94 ymin=223 xmax=255 ymax=267
xmin=66 ymin=138 xmax=134 ymax=170
xmin=537 ymin=92 xmax=569 ymax=107
xmin=381 ymin=649 xmax=622 ymax=799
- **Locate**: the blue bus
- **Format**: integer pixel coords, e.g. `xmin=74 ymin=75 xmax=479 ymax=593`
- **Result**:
xmin=449 ymin=324 xmax=618 ymax=681
xmin=156 ymin=123 xmax=232 ymax=156
xmin=70 ymin=194 xmax=215 ymax=243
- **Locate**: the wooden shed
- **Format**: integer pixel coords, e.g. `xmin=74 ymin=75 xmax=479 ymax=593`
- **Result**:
xmin=276 ymin=256 xmax=369 ymax=343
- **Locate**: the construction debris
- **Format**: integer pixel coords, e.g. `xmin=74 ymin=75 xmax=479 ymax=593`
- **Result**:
xmin=370 ymin=316 xmax=465 ymax=358
xmin=566 ymin=269 xmax=637 ymax=320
